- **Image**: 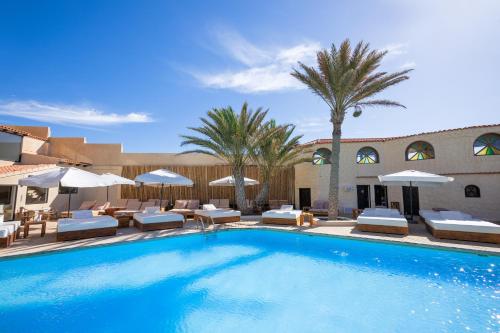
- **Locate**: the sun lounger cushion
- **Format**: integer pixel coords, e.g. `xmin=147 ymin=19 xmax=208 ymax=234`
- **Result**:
xmin=113 ymin=199 xmax=128 ymax=207
xmin=195 ymin=209 xmax=241 ymax=218
xmin=1 ymin=221 xmax=21 ymax=232
xmin=419 ymin=210 xmax=500 ymax=234
xmin=440 ymin=210 xmax=472 ymax=220
xmin=262 ymin=209 xmax=302 ymax=219
xmin=203 ymin=204 xmax=217 ymax=211
xmin=186 ymin=200 xmax=199 ymax=210
xmin=174 ymin=200 xmax=188 ymax=209
xmin=79 ymin=200 xmax=96 ymax=210
xmin=425 ymin=218 xmax=500 ymax=234
xmin=72 ymin=210 xmax=94 ymax=219
xmin=57 ymin=216 xmax=118 ymax=232
xmin=280 ymin=205 xmax=294 ymax=211
xmin=93 ymin=202 xmax=110 ymax=211
xmin=0 ymin=225 xmax=14 ymax=237
xmin=126 ymin=199 xmax=141 ymax=210
xmin=218 ymin=199 xmax=229 ymax=208
xmin=357 ymin=216 xmax=408 ymax=227
xmin=144 ymin=206 xmax=161 ymax=214
xmin=133 ymin=212 xmax=184 ymax=224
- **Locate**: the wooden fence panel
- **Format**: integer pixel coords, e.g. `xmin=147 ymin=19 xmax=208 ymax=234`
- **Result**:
xmin=121 ymin=165 xmax=295 ymax=205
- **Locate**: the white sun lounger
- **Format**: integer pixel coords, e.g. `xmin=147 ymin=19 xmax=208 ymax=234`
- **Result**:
xmin=419 ymin=210 xmax=500 ymax=244
xmin=133 ymin=206 xmax=185 ymax=231
xmin=57 ymin=210 xmax=118 ymax=241
xmin=194 ymin=204 xmax=241 ymax=224
xmin=0 ymin=224 xmax=15 ymax=248
xmin=356 ymin=208 xmax=408 ymax=235
xmin=262 ymin=205 xmax=302 ymax=225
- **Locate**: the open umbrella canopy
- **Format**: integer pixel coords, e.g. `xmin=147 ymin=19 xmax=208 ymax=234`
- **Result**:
xmin=378 ymin=170 xmax=454 ymax=187
xmin=134 ymin=169 xmax=193 ymax=186
xmin=100 ymin=173 xmax=135 ymax=186
xmin=19 ymin=167 xmax=109 ymax=188
xmin=209 ymin=175 xmax=259 ymax=187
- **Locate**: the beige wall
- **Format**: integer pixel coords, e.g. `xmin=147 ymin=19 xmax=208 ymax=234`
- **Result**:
xmin=121 ymin=153 xmax=224 ymax=166
xmin=295 ymin=126 xmax=500 ymax=221
xmin=21 ymin=136 xmax=47 ymax=155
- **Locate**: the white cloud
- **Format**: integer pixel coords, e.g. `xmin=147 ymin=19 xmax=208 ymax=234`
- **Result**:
xmin=193 ymin=29 xmax=321 ymax=93
xmin=382 ymin=42 xmax=409 ymax=56
xmin=293 ymin=115 xmax=331 ymax=141
xmin=0 ymin=100 xmax=152 ymax=126
xmin=400 ymin=61 xmax=416 ymax=69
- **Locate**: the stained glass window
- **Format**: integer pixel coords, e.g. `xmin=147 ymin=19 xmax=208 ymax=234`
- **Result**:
xmin=406 ymin=141 xmax=435 ymax=161
xmin=312 ymin=148 xmax=332 ymax=165
xmin=356 ymin=147 xmax=379 ymax=164
xmin=473 ymin=133 xmax=500 ymax=156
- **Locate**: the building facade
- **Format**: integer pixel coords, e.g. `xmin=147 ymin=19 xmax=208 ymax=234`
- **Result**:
xmin=296 ymin=125 xmax=500 ymax=221
xmin=1 ymin=124 xmax=499 ymax=222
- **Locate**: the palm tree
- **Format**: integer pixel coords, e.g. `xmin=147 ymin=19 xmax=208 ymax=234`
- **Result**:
xmin=180 ymin=102 xmax=269 ymax=212
xmin=291 ymin=39 xmax=412 ymax=219
xmin=253 ymin=121 xmax=309 ymax=208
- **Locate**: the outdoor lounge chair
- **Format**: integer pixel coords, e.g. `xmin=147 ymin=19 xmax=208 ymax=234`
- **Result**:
xmin=170 ymin=200 xmax=199 ymax=219
xmin=355 ymin=208 xmax=408 ymax=235
xmin=0 ymin=224 xmax=15 ymax=248
xmin=209 ymin=199 xmax=230 ymax=209
xmin=194 ymin=204 xmax=241 ymax=224
xmin=114 ymin=199 xmax=142 ymax=217
xmin=419 ymin=210 xmax=500 ymax=244
xmin=305 ymin=200 xmax=329 ymax=216
xmin=91 ymin=201 xmax=111 ymax=215
xmin=262 ymin=205 xmax=302 ymax=225
xmin=57 ymin=210 xmax=118 ymax=241
xmin=133 ymin=206 xmax=184 ymax=231
xmin=78 ymin=200 xmax=97 ymax=210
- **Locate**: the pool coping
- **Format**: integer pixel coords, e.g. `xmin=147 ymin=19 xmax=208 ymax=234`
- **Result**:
xmin=1 ymin=224 xmax=498 ymax=261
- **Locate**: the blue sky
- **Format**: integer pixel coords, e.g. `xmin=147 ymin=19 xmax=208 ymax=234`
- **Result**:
xmin=1 ymin=0 xmax=499 ymax=152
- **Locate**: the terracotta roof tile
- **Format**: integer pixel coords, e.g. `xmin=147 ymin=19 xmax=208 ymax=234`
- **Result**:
xmin=302 ymin=124 xmax=500 ymax=146
xmin=0 ymin=125 xmax=47 ymax=141
xmin=0 ymin=164 xmax=57 ymax=178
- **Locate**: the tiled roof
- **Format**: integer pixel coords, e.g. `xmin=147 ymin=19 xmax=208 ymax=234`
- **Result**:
xmin=0 ymin=125 xmax=47 ymax=141
xmin=0 ymin=164 xmax=57 ymax=178
xmin=302 ymin=124 xmax=500 ymax=146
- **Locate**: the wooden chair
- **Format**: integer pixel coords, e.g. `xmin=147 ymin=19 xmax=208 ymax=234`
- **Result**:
xmin=23 ymin=210 xmax=47 ymax=238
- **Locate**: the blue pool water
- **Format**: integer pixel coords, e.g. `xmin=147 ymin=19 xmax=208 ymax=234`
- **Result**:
xmin=0 ymin=229 xmax=498 ymax=333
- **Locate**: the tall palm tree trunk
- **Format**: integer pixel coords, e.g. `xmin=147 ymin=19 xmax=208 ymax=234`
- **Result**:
xmin=255 ymin=180 xmax=270 ymax=209
xmin=328 ymin=122 xmax=341 ymax=219
xmin=233 ymin=167 xmax=248 ymax=212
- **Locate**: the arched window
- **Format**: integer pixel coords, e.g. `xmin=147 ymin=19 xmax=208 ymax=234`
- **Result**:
xmin=312 ymin=148 xmax=332 ymax=165
xmin=473 ymin=133 xmax=500 ymax=156
xmin=356 ymin=147 xmax=379 ymax=164
xmin=406 ymin=141 xmax=435 ymax=161
xmin=464 ymin=185 xmax=480 ymax=198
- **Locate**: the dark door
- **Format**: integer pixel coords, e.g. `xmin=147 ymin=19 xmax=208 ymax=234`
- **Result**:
xmin=299 ymin=188 xmax=311 ymax=209
xmin=356 ymin=185 xmax=370 ymax=209
xmin=402 ymin=186 xmax=419 ymax=216
xmin=374 ymin=185 xmax=388 ymax=207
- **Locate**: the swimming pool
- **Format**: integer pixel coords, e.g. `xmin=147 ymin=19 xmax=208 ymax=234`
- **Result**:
xmin=0 ymin=229 xmax=498 ymax=332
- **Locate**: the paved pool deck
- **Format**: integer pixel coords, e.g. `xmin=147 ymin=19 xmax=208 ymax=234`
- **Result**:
xmin=1 ymin=216 xmax=498 ymax=259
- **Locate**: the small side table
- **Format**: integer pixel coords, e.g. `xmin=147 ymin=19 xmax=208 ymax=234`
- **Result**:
xmin=300 ymin=212 xmax=315 ymax=226
xmin=105 ymin=207 xmax=125 ymax=217
xmin=117 ymin=215 xmax=131 ymax=228
xmin=24 ymin=220 xmax=47 ymax=238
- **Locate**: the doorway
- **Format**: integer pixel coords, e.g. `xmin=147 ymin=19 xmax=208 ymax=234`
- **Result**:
xmin=299 ymin=188 xmax=311 ymax=209
xmin=402 ymin=186 xmax=419 ymax=216
xmin=374 ymin=185 xmax=388 ymax=207
xmin=356 ymin=185 xmax=371 ymax=209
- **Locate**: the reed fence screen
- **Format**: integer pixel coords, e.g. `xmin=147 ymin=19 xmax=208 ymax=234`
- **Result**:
xmin=121 ymin=165 xmax=295 ymax=205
